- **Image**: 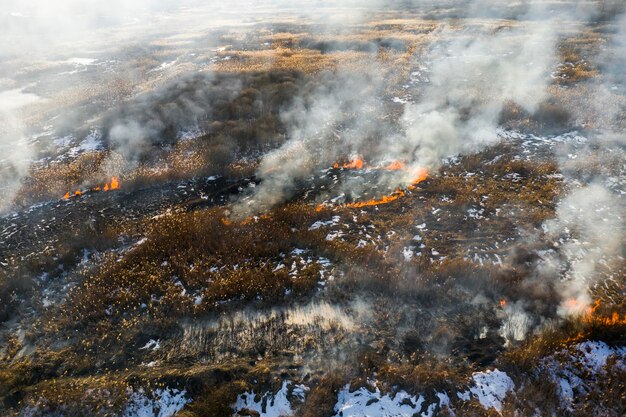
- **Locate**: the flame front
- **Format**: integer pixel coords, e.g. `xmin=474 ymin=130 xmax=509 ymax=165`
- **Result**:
xmin=385 ymin=160 xmax=405 ymax=171
xmin=343 ymin=189 xmax=406 ymax=208
xmin=334 ymin=157 xmax=364 ymax=170
xmin=318 ymin=163 xmax=429 ymax=211
xmin=583 ymin=299 xmax=626 ymax=326
xmin=62 ymin=176 xmax=121 ymax=200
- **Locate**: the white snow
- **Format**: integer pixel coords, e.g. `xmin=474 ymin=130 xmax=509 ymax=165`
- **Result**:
xmin=177 ymin=127 xmax=205 ymax=141
xmin=326 ymin=230 xmax=345 ymax=241
xmin=123 ymin=388 xmax=189 ymax=417
xmin=233 ymin=381 xmax=306 ymax=417
xmin=65 ymin=57 xmax=97 ymax=66
xmin=53 ymin=135 xmax=74 ymax=147
xmin=68 ymin=129 xmax=104 ymax=156
xmin=539 ymin=341 xmax=626 ymax=409
xmin=392 ymin=96 xmax=411 ymax=104
xmin=309 ymin=216 xmax=340 ymax=230
xmin=466 ymin=207 xmax=485 ymax=219
xmin=139 ymin=339 xmax=161 ymax=351
xmin=333 ymin=384 xmax=425 ymax=417
xmin=151 ymin=59 xmax=178 ymax=72
xmin=462 ymin=369 xmax=514 ymax=413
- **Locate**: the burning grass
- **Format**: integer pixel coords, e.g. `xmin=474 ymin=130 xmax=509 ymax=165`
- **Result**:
xmin=2 ymin=9 xmax=625 ymax=415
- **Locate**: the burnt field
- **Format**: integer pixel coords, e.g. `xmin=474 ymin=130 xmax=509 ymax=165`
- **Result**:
xmin=1 ymin=1 xmax=625 ymax=416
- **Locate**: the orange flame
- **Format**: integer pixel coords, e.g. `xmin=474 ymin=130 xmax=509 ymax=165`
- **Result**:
xmin=317 ymin=166 xmax=429 ymax=211
xmin=385 ymin=161 xmax=405 ymax=171
xmin=581 ymin=299 xmax=626 ymax=326
xmin=407 ymin=168 xmax=429 ymax=190
xmin=62 ymin=176 xmax=121 ymax=200
xmin=344 ymin=189 xmax=406 ymax=209
xmin=499 ymin=299 xmax=507 ymax=308
xmin=334 ymin=157 xmax=364 ymax=170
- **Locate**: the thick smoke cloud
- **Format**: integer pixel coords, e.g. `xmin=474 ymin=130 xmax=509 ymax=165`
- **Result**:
xmin=101 ymin=73 xmax=244 ymax=162
xmin=0 ymin=0 xmax=389 ymax=212
xmin=535 ymin=10 xmax=625 ymax=319
xmin=1 ymin=1 xmax=623 ymax=336
xmin=538 ymin=184 xmax=623 ymax=317
xmin=396 ymin=20 xmax=556 ymax=176
xmin=0 ymin=112 xmax=33 ymax=213
xmin=236 ymin=4 xmax=561 ymax=217
xmin=233 ymin=65 xmax=389 ymax=216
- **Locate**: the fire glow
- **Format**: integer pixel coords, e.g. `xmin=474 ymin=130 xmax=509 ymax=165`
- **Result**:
xmin=63 ymin=177 xmax=120 ymax=199
xmin=344 ymin=168 xmax=428 ymax=208
xmin=318 ymin=161 xmax=428 ymax=210
xmin=333 ymin=157 xmax=364 ymax=170
xmin=584 ymin=299 xmax=626 ymax=326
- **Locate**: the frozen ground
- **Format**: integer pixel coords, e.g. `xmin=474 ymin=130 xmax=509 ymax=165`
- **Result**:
xmin=229 ymin=341 xmax=623 ymax=417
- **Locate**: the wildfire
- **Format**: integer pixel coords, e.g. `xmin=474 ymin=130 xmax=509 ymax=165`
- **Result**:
xmin=582 ymin=299 xmax=626 ymax=326
xmin=343 ymin=189 xmax=406 ymax=209
xmin=407 ymin=168 xmax=429 ymax=190
xmin=332 ymin=158 xmax=409 ymax=172
xmin=62 ymin=176 xmax=120 ymax=200
xmin=499 ymin=298 xmax=507 ymax=308
xmin=319 ymin=160 xmax=429 ymax=211
xmin=334 ymin=157 xmax=364 ymax=170
xmin=385 ymin=160 xmax=405 ymax=171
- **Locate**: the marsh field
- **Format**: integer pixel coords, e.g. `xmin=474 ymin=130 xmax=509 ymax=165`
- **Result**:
xmin=0 ymin=1 xmax=625 ymax=416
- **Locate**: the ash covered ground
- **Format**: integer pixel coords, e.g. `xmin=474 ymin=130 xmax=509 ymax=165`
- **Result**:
xmin=0 ymin=1 xmax=625 ymax=416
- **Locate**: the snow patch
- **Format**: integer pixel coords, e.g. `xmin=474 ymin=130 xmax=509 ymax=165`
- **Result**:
xmin=68 ymin=129 xmax=104 ymax=157
xmin=123 ymin=388 xmax=189 ymax=417
xmin=461 ymin=369 xmax=514 ymax=412
xmin=233 ymin=381 xmax=306 ymax=417
xmin=333 ymin=384 xmax=425 ymax=417
xmin=539 ymin=341 xmax=626 ymax=409
xmin=309 ymin=216 xmax=340 ymax=230
xmin=139 ymin=339 xmax=161 ymax=351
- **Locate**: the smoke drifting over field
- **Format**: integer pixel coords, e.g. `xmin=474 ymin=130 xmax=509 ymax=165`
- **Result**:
xmin=541 ymin=184 xmax=623 ymax=316
xmin=1 ymin=2 xmax=625 ymax=415
xmin=230 ymin=1 xmax=625 ymax=331
xmin=236 ymin=3 xmax=561 ymax=215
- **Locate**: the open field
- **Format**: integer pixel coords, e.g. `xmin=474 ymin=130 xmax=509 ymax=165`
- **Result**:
xmin=1 ymin=1 xmax=624 ymax=416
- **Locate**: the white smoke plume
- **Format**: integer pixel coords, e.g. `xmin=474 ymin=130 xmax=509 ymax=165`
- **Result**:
xmin=233 ymin=65 xmax=389 ymax=216
xmin=532 ymin=9 xmax=625 ymax=319
xmin=0 ymin=0 xmax=392 ymax=211
xmin=235 ymin=3 xmax=563 ymax=216
xmin=538 ymin=184 xmax=623 ymax=317
xmin=394 ymin=19 xmax=556 ymax=177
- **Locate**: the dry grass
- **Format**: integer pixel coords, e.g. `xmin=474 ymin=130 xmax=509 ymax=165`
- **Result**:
xmin=3 ymin=10 xmax=625 ymax=415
